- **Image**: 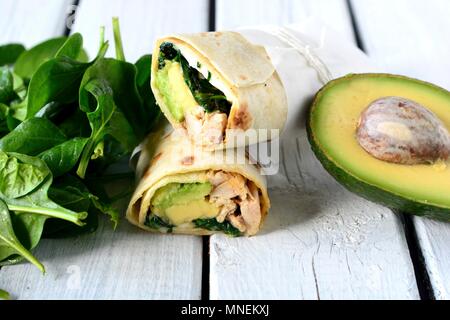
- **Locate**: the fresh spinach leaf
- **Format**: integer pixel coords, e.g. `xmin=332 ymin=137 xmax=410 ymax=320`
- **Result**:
xmin=145 ymin=214 xmax=173 ymax=232
xmin=79 ymin=58 xmax=147 ymax=139
xmin=0 ymin=211 xmax=46 ymax=268
xmin=0 ymin=151 xmax=48 ymax=199
xmin=88 ymin=138 xmax=131 ymax=174
xmin=112 ymin=17 xmax=126 ymax=61
xmin=45 ymin=177 xmax=98 ymax=238
xmin=0 ymin=199 xmax=45 ymax=272
xmin=0 ymin=288 xmax=10 ymax=300
xmin=75 ymin=177 xmax=120 ymax=228
xmin=6 ymin=97 xmax=26 ymax=122
xmin=6 ymin=177 xmax=87 ymax=226
xmin=90 ymin=195 xmax=119 ymax=228
xmin=0 ymin=103 xmax=20 ymax=134
xmin=14 ymin=37 xmax=67 ymax=79
xmin=56 ymin=107 xmax=91 ymax=138
xmin=11 ymin=212 xmax=47 ymax=255
xmin=25 ymin=37 xmax=109 ymax=119
xmin=38 ymin=137 xmax=88 ymax=177
xmin=36 ymin=101 xmax=76 ymax=125
xmin=135 ymin=55 xmax=152 ymax=87
xmin=49 ymin=176 xmax=92 ymax=212
xmin=0 ymin=117 xmax=66 ymax=155
xmin=0 ymin=67 xmax=17 ymax=104
xmin=43 ymin=210 xmax=98 ymax=239
xmin=0 ymin=44 xmax=25 ymax=66
xmin=0 ymin=103 xmax=8 ymax=117
xmin=55 ymin=33 xmax=84 ymax=60
xmin=25 ymin=57 xmax=92 ymax=118
xmin=0 ymin=151 xmax=87 ymax=226
xmin=56 ymin=33 xmax=89 ymax=63
xmin=193 ymin=218 xmax=242 ymax=237
xmin=77 ymin=49 xmax=89 ymax=63
xmin=0 ymin=103 xmax=8 ymax=134
xmin=76 ymin=76 xmax=138 ymax=178
xmin=49 ymin=175 xmax=118 ymax=229
xmin=12 ymin=72 xmax=26 ymax=99
xmin=135 ymin=54 xmax=161 ymax=128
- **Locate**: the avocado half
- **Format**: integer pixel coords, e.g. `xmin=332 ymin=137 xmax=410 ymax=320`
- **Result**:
xmin=307 ymin=73 xmax=450 ymax=221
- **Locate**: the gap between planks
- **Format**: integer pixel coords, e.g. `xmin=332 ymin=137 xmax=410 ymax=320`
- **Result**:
xmin=349 ymin=0 xmax=450 ymax=299
xmin=201 ymin=0 xmax=217 ymax=301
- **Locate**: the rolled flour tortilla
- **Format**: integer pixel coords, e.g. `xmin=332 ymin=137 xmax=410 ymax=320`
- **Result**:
xmin=151 ymin=31 xmax=288 ymax=149
xmin=126 ymin=129 xmax=270 ymax=236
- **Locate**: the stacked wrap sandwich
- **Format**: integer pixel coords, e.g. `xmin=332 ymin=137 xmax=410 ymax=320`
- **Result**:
xmin=127 ymin=31 xmax=287 ymax=236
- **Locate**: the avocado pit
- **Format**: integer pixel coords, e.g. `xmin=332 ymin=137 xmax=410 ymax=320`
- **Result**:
xmin=356 ymin=96 xmax=450 ymax=165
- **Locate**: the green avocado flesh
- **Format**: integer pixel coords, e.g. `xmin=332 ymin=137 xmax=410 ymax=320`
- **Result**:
xmin=155 ymin=42 xmax=231 ymax=122
xmin=307 ymin=73 xmax=450 ymax=221
xmin=150 ymin=182 xmax=220 ymax=226
xmin=155 ymin=60 xmax=198 ymax=122
xmin=147 ymin=182 xmax=242 ymax=236
xmin=152 ymin=182 xmax=212 ymax=211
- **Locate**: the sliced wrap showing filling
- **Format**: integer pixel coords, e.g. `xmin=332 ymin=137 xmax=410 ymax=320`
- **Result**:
xmin=145 ymin=171 xmax=262 ymax=236
xmin=126 ymin=130 xmax=270 ymax=236
xmin=155 ymin=42 xmax=231 ymax=147
xmin=151 ymin=32 xmax=288 ymax=149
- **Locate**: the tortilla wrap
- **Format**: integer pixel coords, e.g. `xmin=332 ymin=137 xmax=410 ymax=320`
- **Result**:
xmin=151 ymin=31 xmax=288 ymax=149
xmin=126 ymin=128 xmax=270 ymax=236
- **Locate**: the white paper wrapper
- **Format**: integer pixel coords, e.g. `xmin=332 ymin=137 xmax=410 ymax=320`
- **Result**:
xmin=237 ymin=19 xmax=377 ymax=135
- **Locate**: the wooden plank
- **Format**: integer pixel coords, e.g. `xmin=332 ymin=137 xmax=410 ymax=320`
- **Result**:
xmin=0 ymin=0 xmax=208 ymax=299
xmin=350 ymin=0 xmax=450 ymax=300
xmin=0 ymin=0 xmax=73 ymax=47
xmin=210 ymin=0 xmax=419 ymax=299
xmin=350 ymin=0 xmax=450 ymax=90
xmin=414 ymin=220 xmax=450 ymax=299
xmin=216 ymin=0 xmax=355 ymax=43
xmin=0 ymin=219 xmax=203 ymax=299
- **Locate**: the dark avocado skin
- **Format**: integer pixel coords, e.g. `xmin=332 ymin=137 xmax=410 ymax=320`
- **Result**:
xmin=306 ymin=73 xmax=450 ymax=222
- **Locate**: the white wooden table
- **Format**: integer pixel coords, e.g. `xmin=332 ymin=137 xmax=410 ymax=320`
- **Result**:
xmin=0 ymin=0 xmax=449 ymax=300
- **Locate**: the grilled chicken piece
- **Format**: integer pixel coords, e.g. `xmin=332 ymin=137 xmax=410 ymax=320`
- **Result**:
xmin=215 ymin=200 xmax=237 ymax=223
xmin=185 ymin=107 xmax=227 ymax=146
xmin=185 ymin=107 xmax=204 ymax=137
xmin=227 ymin=214 xmax=247 ymax=233
xmin=239 ymin=182 xmax=261 ymax=235
xmin=207 ymin=171 xmax=261 ymax=235
xmin=202 ymin=112 xmax=227 ymax=145
xmin=210 ymin=174 xmax=248 ymax=200
xmin=207 ymin=171 xmax=231 ymax=187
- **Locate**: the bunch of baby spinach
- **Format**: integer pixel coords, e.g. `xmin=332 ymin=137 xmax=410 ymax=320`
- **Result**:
xmin=0 ymin=18 xmax=159 ymax=273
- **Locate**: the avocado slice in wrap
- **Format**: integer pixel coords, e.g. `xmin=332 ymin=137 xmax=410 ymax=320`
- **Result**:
xmin=127 ymin=129 xmax=270 ymax=236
